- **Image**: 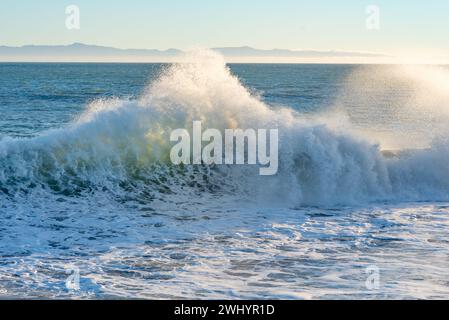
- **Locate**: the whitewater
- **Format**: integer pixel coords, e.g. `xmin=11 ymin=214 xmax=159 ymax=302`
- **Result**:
xmin=1 ymin=51 xmax=449 ymax=299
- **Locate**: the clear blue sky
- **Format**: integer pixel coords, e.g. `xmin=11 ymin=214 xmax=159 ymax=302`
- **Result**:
xmin=1 ymin=0 xmax=448 ymax=56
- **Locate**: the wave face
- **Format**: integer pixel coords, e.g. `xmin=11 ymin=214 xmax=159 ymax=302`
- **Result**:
xmin=1 ymin=51 xmax=449 ymax=206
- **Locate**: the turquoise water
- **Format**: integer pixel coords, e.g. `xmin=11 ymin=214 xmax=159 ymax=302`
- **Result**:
xmin=1 ymin=58 xmax=449 ymax=299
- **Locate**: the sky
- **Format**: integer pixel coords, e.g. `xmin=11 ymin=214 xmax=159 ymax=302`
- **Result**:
xmin=0 ymin=0 xmax=448 ymax=62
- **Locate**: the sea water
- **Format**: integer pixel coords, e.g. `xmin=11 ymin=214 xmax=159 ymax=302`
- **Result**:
xmin=1 ymin=52 xmax=449 ymax=299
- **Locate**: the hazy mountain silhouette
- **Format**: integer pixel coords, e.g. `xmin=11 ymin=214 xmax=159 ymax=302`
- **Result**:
xmin=0 ymin=43 xmax=387 ymax=62
xmin=213 ymin=46 xmax=383 ymax=57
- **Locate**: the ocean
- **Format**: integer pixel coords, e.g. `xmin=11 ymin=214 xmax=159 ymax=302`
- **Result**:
xmin=1 ymin=53 xmax=449 ymax=299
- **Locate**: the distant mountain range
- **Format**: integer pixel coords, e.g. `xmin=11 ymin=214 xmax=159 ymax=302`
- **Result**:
xmin=213 ymin=46 xmax=383 ymax=58
xmin=0 ymin=43 xmax=388 ymax=62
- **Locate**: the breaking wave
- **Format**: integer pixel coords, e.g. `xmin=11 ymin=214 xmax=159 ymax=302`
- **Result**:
xmin=1 ymin=51 xmax=449 ymax=206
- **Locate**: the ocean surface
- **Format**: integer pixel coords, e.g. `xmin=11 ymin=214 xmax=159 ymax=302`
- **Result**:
xmin=1 ymin=53 xmax=449 ymax=299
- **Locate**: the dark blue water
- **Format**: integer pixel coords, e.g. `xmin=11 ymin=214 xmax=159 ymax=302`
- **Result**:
xmin=0 ymin=63 xmax=164 ymax=137
xmin=0 ymin=63 xmax=355 ymax=137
